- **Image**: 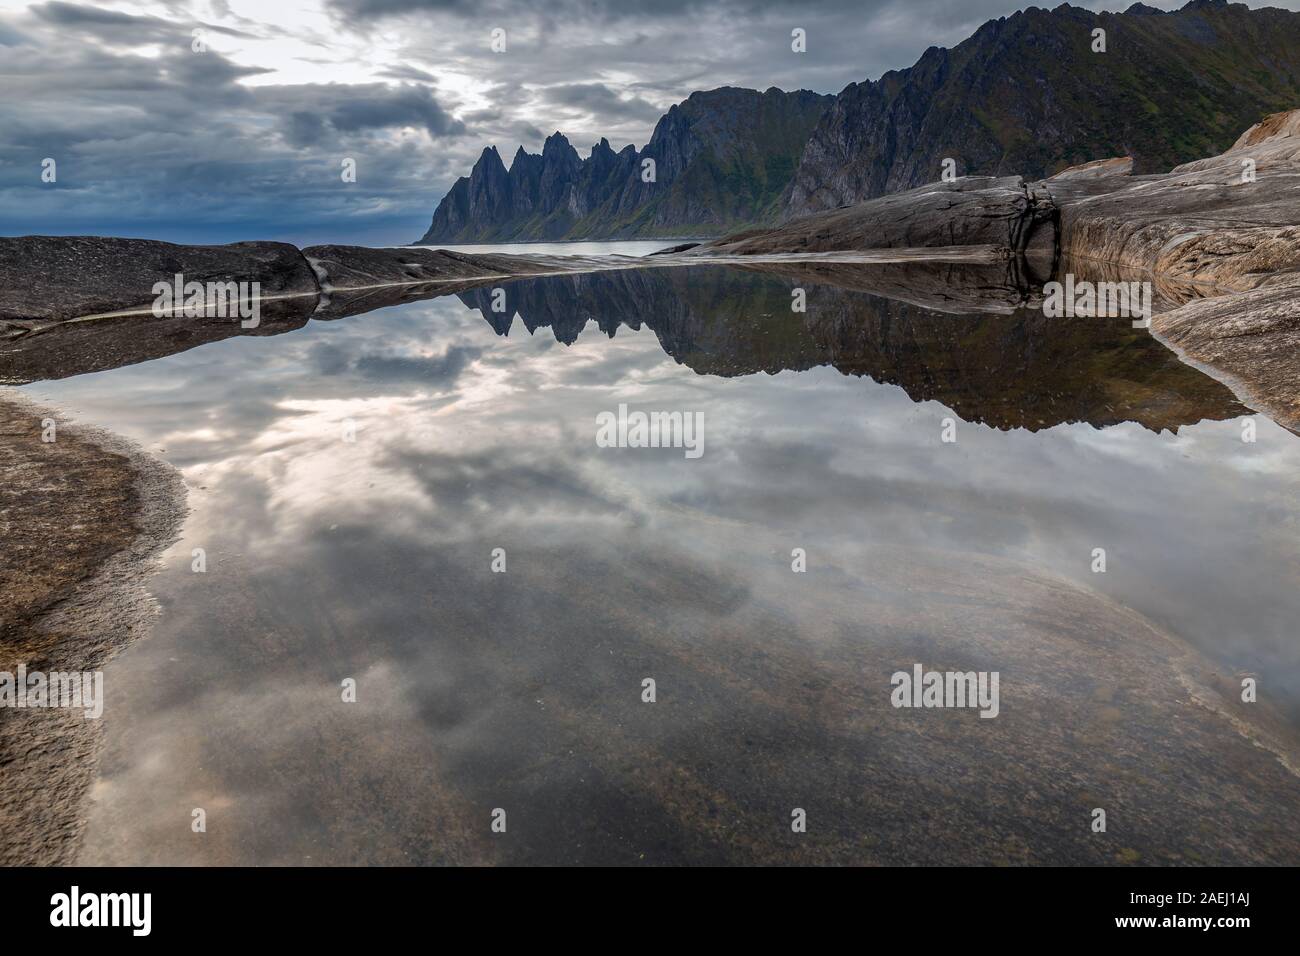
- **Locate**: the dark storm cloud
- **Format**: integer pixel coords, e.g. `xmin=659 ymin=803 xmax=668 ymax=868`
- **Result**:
xmin=0 ymin=4 xmax=473 ymax=245
xmin=330 ymin=0 xmax=480 ymax=17
xmin=5 ymin=0 xmax=1298 ymax=244
xmin=318 ymin=0 xmax=1108 ymax=133
xmin=326 ymin=85 xmax=466 ymax=136
xmin=328 ymin=0 xmax=849 ymax=20
xmin=31 ymin=0 xmax=175 ymax=28
xmin=258 ymin=83 xmax=466 ymax=145
xmin=324 ymin=0 xmax=1037 ymax=39
xmin=542 ymin=83 xmax=664 ymax=125
xmin=285 ymin=111 xmax=330 ymax=147
xmin=31 ymin=0 xmax=256 ymax=39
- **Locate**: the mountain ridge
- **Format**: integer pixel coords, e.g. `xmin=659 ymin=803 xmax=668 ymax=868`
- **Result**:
xmin=786 ymin=0 xmax=1300 ymax=215
xmin=416 ymin=0 xmax=1300 ymax=243
xmin=417 ymin=86 xmax=831 ymax=244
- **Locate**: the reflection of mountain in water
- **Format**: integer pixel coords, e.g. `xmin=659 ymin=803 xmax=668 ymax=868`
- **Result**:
xmin=456 ymin=264 xmax=1246 ymax=432
xmin=2 ymin=258 xmax=1246 ymax=433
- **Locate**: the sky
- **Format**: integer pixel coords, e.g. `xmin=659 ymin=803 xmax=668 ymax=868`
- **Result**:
xmin=0 ymin=0 xmax=1295 ymax=245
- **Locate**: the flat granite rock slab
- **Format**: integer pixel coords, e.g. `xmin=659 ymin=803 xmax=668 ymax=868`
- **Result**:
xmin=301 ymin=244 xmax=568 ymax=290
xmin=685 ymin=176 xmax=1056 ymax=257
xmin=0 ymin=236 xmax=320 ymax=325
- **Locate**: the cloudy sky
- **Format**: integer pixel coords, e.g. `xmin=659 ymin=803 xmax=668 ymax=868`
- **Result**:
xmin=0 ymin=0 xmax=1293 ymax=245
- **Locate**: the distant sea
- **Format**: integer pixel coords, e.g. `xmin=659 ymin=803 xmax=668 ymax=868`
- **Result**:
xmin=407 ymin=240 xmax=677 ymax=257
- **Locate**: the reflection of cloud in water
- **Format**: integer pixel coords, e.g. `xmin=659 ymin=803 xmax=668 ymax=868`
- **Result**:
xmin=387 ymin=447 xmax=634 ymax=530
xmin=15 ymin=269 xmax=1300 ymax=865
xmin=311 ymin=340 xmax=485 ymax=387
xmin=24 ymin=288 xmax=1300 ymax=693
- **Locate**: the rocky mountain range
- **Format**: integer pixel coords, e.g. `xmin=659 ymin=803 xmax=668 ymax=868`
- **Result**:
xmin=787 ymin=0 xmax=1300 ymax=215
xmin=418 ymin=87 xmax=830 ymax=243
xmin=417 ymin=0 xmax=1300 ymax=243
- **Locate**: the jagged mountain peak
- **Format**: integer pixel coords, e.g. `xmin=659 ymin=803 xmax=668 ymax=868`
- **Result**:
xmin=472 ymin=146 xmax=506 ymax=172
xmin=417 ymin=1 xmax=1299 ymax=244
xmin=417 ymin=86 xmax=831 ymax=243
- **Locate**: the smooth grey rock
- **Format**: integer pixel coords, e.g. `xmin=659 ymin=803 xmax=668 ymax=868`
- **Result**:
xmin=1049 ymin=110 xmax=1300 ymax=292
xmin=0 ymin=236 xmax=318 ymax=326
xmin=684 ymin=176 xmax=1056 ymax=259
xmin=1151 ymin=272 xmax=1300 ymax=433
xmin=301 ymin=244 xmax=565 ymax=290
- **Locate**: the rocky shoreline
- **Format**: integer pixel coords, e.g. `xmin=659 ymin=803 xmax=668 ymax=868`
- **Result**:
xmin=0 ymin=392 xmax=186 ymax=864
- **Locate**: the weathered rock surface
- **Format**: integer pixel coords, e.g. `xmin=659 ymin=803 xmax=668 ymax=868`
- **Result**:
xmin=1045 ymin=109 xmax=1300 ymax=429
xmin=0 ymin=236 xmax=318 ymax=329
xmin=682 ymin=108 xmax=1300 ymax=431
xmin=1047 ymin=156 xmax=1134 ymax=181
xmin=692 ymin=109 xmax=1299 ymax=288
xmin=1150 ymin=272 xmax=1300 ymax=432
xmin=0 ymin=392 xmax=186 ymax=864
xmin=684 ymin=176 xmax=1056 ymax=263
xmin=301 ymin=244 xmax=565 ymax=290
xmin=1048 ymin=109 xmax=1300 ymax=292
xmin=0 ymin=240 xmax=576 ymax=383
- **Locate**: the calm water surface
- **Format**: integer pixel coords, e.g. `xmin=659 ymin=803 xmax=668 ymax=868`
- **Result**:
xmin=19 ymin=258 xmax=1300 ymax=864
xmin=415 ymin=239 xmax=674 ymax=257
